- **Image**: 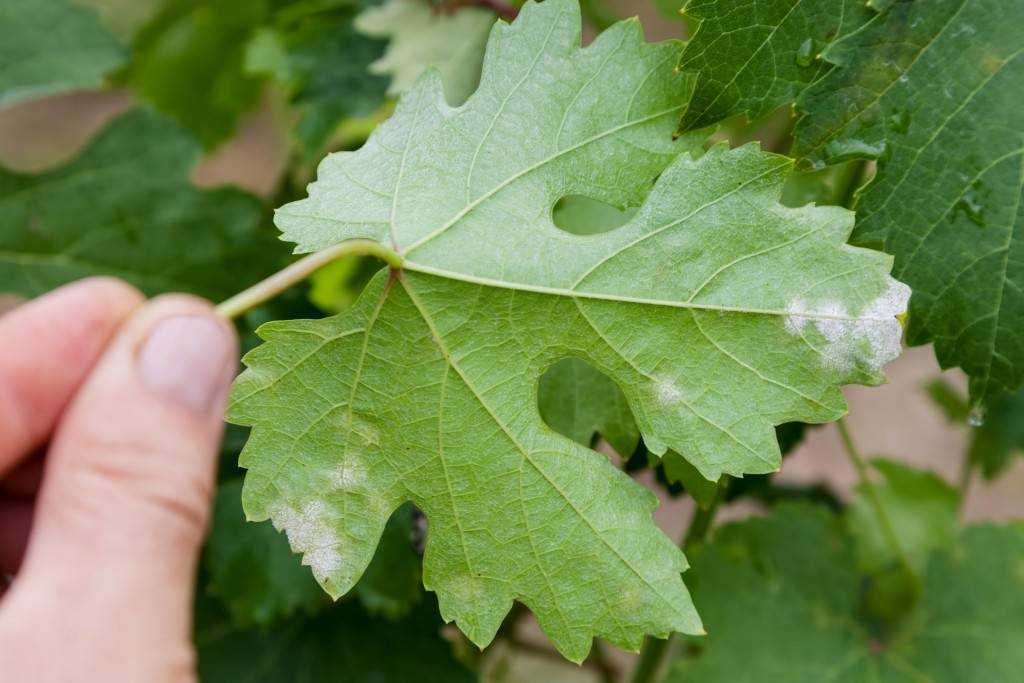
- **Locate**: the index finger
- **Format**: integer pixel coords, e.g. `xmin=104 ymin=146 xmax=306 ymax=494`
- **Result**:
xmin=0 ymin=277 xmax=142 ymax=476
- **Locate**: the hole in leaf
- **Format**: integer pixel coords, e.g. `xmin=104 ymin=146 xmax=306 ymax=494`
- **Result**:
xmin=537 ymin=357 xmax=639 ymax=457
xmin=551 ymin=195 xmax=636 ymax=235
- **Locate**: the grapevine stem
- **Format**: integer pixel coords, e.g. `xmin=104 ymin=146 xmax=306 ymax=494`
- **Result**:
xmin=631 ymin=479 xmax=726 ymax=683
xmin=216 ymin=239 xmax=403 ymax=320
xmin=836 ymin=418 xmax=914 ymax=576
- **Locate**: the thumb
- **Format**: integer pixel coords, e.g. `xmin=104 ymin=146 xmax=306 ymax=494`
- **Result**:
xmin=11 ymin=295 xmax=236 ymax=668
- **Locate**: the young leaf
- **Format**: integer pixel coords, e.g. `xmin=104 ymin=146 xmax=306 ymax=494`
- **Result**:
xmin=794 ymin=0 xmax=1024 ymax=406
xmin=196 ymin=596 xmax=475 ymax=682
xmin=0 ymin=0 xmax=126 ymax=109
xmin=355 ymin=0 xmax=496 ymax=105
xmin=230 ymin=0 xmax=908 ymax=660
xmin=668 ymin=506 xmax=1024 ymax=682
xmin=0 ymin=109 xmax=283 ymax=299
xmin=676 ymin=0 xmax=872 ymax=130
xmin=846 ymin=458 xmax=959 ymax=573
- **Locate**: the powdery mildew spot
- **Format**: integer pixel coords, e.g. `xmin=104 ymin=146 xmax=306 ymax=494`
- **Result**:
xmin=270 ymin=500 xmax=343 ymax=583
xmin=654 ymin=376 xmax=683 ymax=404
xmin=785 ymin=279 xmax=910 ymax=374
xmin=331 ymin=454 xmax=368 ymax=490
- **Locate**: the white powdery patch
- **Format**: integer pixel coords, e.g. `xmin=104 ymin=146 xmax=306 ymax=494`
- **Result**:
xmin=270 ymin=499 xmax=343 ymax=583
xmin=785 ymin=279 xmax=910 ymax=374
xmin=654 ymin=376 xmax=683 ymax=404
xmin=331 ymin=454 xmax=368 ymax=490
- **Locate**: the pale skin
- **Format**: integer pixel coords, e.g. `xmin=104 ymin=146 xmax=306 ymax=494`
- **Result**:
xmin=0 ymin=277 xmax=238 ymax=682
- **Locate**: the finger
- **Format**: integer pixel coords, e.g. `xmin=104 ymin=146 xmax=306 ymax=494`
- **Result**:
xmin=12 ymin=295 xmax=236 ymax=654
xmin=0 ymin=501 xmax=33 ymax=575
xmin=0 ymin=456 xmax=44 ymax=499
xmin=0 ymin=278 xmax=143 ymax=476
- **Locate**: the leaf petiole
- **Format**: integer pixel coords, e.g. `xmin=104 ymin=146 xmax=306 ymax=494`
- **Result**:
xmin=216 ymin=239 xmax=403 ymax=320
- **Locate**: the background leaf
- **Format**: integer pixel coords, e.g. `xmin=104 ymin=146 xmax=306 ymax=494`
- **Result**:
xmin=0 ymin=108 xmax=285 ymax=299
xmin=794 ymin=0 xmax=1024 ymax=407
xmin=0 ymin=0 xmax=126 ymax=109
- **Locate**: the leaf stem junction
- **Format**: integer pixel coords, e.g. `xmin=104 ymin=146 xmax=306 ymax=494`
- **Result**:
xmin=216 ymin=239 xmax=403 ymax=320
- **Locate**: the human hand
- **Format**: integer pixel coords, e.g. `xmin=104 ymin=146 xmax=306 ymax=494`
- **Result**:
xmin=0 ymin=278 xmax=237 ymax=682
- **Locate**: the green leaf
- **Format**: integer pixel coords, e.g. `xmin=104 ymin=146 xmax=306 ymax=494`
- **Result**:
xmin=0 ymin=0 xmax=126 ymax=109
xmin=229 ymin=0 xmax=908 ymax=660
xmin=206 ymin=480 xmax=422 ymax=625
xmin=846 ymin=458 xmax=959 ymax=574
xmin=196 ymin=596 xmax=475 ymax=682
xmin=355 ymin=0 xmax=496 ymax=105
xmin=968 ymin=387 xmax=1024 ymax=479
xmin=246 ymin=9 xmax=389 ymax=156
xmin=128 ymin=0 xmax=271 ymax=148
xmin=0 ymin=108 xmax=284 ymax=299
xmin=793 ymin=0 xmax=1024 ymax=406
xmin=668 ymin=506 xmax=1024 ymax=682
xmin=676 ymin=0 xmax=872 ymax=130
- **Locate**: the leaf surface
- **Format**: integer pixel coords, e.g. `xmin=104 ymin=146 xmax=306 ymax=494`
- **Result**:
xmin=669 ymin=506 xmax=1024 ymax=682
xmin=677 ymin=0 xmax=872 ymax=130
xmin=794 ymin=0 xmax=1024 ymax=405
xmin=355 ymin=0 xmax=495 ymax=105
xmin=230 ymin=0 xmax=908 ymax=660
xmin=0 ymin=0 xmax=126 ymax=109
xmin=0 ymin=109 xmax=283 ymax=299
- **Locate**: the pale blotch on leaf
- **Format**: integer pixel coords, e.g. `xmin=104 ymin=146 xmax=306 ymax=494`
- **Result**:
xmin=270 ymin=500 xmax=344 ymax=585
xmin=785 ymin=280 xmax=910 ymax=374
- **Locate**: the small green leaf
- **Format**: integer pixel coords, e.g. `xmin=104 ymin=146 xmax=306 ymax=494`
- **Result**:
xmin=0 ymin=108 xmax=284 ymax=299
xmin=0 ymin=0 xmax=126 ymax=109
xmin=355 ymin=0 xmax=496 ymax=105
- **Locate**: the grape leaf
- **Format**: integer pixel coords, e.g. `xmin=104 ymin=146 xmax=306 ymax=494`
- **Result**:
xmin=196 ymin=595 xmax=474 ymax=683
xmin=676 ymin=0 xmax=872 ymax=130
xmin=245 ymin=6 xmax=389 ymax=156
xmin=794 ymin=0 xmax=1024 ymax=406
xmin=846 ymin=458 xmax=959 ymax=574
xmin=0 ymin=0 xmax=126 ymax=109
xmin=229 ymin=0 xmax=908 ymax=660
xmin=0 ymin=108 xmax=284 ymax=299
xmin=669 ymin=505 xmax=1024 ymax=682
xmin=355 ymin=0 xmax=496 ymax=105
xmin=206 ymin=479 xmax=422 ymax=625
xmin=127 ymin=0 xmax=270 ymax=148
